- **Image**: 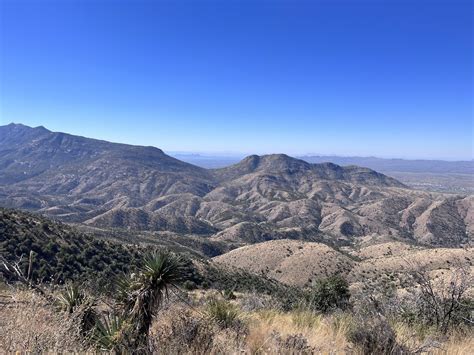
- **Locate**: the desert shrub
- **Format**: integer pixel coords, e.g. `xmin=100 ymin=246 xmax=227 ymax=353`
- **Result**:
xmin=348 ymin=316 xmax=406 ymax=355
xmin=206 ymin=297 xmax=240 ymax=329
xmin=152 ymin=309 xmax=215 ymax=354
xmin=182 ymin=280 xmax=197 ymax=290
xmin=274 ymin=332 xmax=314 ymax=353
xmin=306 ymin=275 xmax=350 ymax=313
xmin=407 ymin=266 xmax=473 ymax=333
xmin=239 ymin=292 xmax=270 ymax=312
xmin=204 ymin=265 xmax=304 ymax=310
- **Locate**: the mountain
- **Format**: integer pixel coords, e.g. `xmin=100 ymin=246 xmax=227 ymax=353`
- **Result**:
xmin=299 ymin=155 xmax=474 ymax=175
xmin=0 ymin=123 xmax=472 ymax=247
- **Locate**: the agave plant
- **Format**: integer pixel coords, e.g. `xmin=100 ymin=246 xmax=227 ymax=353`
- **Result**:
xmin=90 ymin=313 xmax=130 ymax=352
xmin=56 ymin=283 xmax=86 ymax=314
xmin=116 ymin=250 xmax=187 ymax=351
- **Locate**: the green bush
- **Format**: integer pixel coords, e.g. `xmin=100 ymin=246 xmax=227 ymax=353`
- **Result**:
xmin=206 ymin=297 xmax=240 ymax=329
xmin=306 ymin=275 xmax=350 ymax=313
xmin=183 ymin=280 xmax=197 ymax=290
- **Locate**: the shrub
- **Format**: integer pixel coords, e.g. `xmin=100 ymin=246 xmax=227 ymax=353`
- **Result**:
xmin=408 ymin=266 xmax=473 ymax=333
xmin=306 ymin=275 xmax=350 ymax=313
xmin=152 ymin=309 xmax=215 ymax=353
xmin=348 ymin=316 xmax=406 ymax=355
xmin=206 ymin=297 xmax=240 ymax=329
xmin=182 ymin=280 xmax=197 ymax=290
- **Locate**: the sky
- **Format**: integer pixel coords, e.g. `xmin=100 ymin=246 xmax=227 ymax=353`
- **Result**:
xmin=0 ymin=0 xmax=472 ymax=160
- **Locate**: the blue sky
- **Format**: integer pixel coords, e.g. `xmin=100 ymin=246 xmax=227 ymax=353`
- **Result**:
xmin=0 ymin=0 xmax=472 ymax=160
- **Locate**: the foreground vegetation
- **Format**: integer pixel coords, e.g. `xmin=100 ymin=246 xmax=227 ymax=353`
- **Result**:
xmin=1 ymin=247 xmax=473 ymax=354
xmin=1 ymin=208 xmax=472 ymax=353
xmin=1 ymin=281 xmax=473 ymax=354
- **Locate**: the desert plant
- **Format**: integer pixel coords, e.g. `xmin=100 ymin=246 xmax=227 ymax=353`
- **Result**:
xmin=348 ymin=316 xmax=406 ymax=354
xmin=291 ymin=309 xmax=321 ymax=329
xmin=90 ymin=314 xmax=130 ymax=352
xmin=306 ymin=275 xmax=350 ymax=313
xmin=56 ymin=283 xmax=85 ymax=314
xmin=116 ymin=250 xmax=187 ymax=351
xmin=206 ymin=297 xmax=240 ymax=328
xmin=408 ymin=265 xmax=472 ymax=333
xmin=182 ymin=280 xmax=197 ymax=290
xmin=152 ymin=309 xmax=215 ymax=353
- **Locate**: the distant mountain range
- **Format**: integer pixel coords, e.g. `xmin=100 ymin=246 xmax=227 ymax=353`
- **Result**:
xmin=170 ymin=152 xmax=473 ymax=174
xmin=171 ymin=153 xmax=474 ymax=194
xmin=0 ymin=123 xmax=472 ymax=247
xmin=299 ymin=155 xmax=474 ymax=175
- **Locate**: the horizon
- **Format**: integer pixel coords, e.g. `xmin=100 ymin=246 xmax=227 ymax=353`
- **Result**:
xmin=1 ymin=0 xmax=472 ymax=160
xmin=3 ymin=121 xmax=472 ymax=162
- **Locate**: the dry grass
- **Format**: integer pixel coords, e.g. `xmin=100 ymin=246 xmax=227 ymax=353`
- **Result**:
xmin=1 ymin=286 xmax=473 ymax=354
xmin=242 ymin=309 xmax=353 ymax=353
xmin=0 ymin=287 xmax=87 ymax=352
xmin=393 ymin=321 xmax=474 ymax=354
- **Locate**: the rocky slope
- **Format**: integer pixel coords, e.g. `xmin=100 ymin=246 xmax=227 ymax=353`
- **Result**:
xmin=0 ymin=123 xmax=472 ymax=247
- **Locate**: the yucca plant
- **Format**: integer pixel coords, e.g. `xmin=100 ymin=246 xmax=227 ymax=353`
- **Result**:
xmin=116 ymin=250 xmax=187 ymax=351
xmin=56 ymin=283 xmax=86 ymax=314
xmin=90 ymin=314 xmax=130 ymax=352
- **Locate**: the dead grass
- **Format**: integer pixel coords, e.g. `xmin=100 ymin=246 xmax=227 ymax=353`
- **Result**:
xmin=243 ymin=309 xmax=353 ymax=353
xmin=0 ymin=287 xmax=87 ymax=352
xmin=1 ymin=286 xmax=472 ymax=354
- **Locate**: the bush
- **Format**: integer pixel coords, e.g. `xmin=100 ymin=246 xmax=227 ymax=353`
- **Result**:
xmin=182 ymin=280 xmax=197 ymax=290
xmin=348 ymin=316 xmax=406 ymax=355
xmin=206 ymin=297 xmax=240 ymax=329
xmin=153 ymin=309 xmax=214 ymax=353
xmin=408 ymin=266 xmax=473 ymax=333
xmin=306 ymin=275 xmax=350 ymax=313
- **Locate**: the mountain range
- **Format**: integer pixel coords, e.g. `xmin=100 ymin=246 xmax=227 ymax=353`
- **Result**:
xmin=0 ymin=123 xmax=472 ymax=248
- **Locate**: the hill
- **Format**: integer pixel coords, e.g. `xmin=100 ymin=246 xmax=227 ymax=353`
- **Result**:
xmin=213 ymin=239 xmax=474 ymax=288
xmin=0 ymin=208 xmax=140 ymax=284
xmin=0 ymin=123 xmax=472 ymax=247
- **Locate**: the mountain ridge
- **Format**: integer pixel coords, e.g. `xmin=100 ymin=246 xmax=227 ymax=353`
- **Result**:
xmin=0 ymin=123 xmax=472 ymax=247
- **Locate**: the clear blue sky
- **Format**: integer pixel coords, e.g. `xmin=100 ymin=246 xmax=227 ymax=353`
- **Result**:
xmin=0 ymin=0 xmax=472 ymax=160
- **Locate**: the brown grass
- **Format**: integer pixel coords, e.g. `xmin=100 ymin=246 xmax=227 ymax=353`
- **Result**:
xmin=1 ymin=286 xmax=472 ymax=354
xmin=0 ymin=287 xmax=87 ymax=352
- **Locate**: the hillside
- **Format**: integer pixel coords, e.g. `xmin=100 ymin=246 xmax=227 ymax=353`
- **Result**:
xmin=0 ymin=208 xmax=140 ymax=284
xmin=0 ymin=123 xmax=472 ymax=247
xmin=213 ymin=239 xmax=474 ymax=289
